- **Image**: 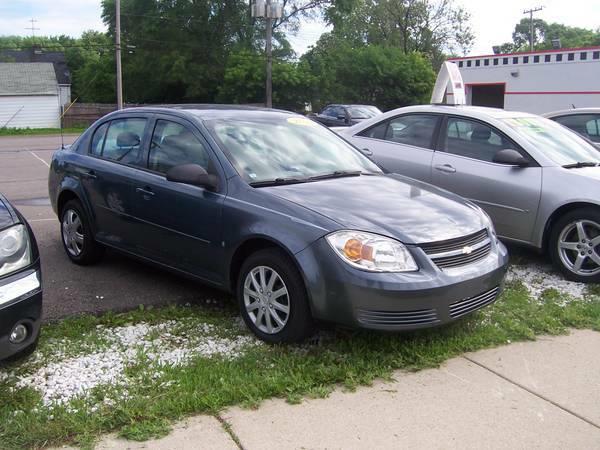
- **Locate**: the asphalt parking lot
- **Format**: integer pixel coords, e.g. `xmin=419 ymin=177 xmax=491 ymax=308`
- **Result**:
xmin=0 ymin=134 xmax=229 ymax=321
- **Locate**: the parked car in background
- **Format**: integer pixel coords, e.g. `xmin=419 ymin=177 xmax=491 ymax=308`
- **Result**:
xmin=339 ymin=105 xmax=600 ymax=282
xmin=544 ymin=108 xmax=600 ymax=149
xmin=311 ymin=104 xmax=382 ymax=127
xmin=0 ymin=193 xmax=42 ymax=361
xmin=48 ymin=105 xmax=508 ymax=343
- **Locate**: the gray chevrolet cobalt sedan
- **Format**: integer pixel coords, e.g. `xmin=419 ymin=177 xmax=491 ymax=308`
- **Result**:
xmin=48 ymin=106 xmax=508 ymax=342
xmin=341 ymin=105 xmax=600 ymax=283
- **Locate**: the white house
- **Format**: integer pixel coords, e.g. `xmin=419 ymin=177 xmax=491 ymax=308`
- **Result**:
xmin=446 ymin=46 xmax=600 ymax=114
xmin=0 ymin=62 xmax=61 ymax=129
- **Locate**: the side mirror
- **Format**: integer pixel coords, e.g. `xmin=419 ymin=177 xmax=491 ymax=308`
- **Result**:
xmin=493 ymin=149 xmax=529 ymax=167
xmin=166 ymin=164 xmax=218 ymax=189
xmin=337 ymin=114 xmax=346 ymax=121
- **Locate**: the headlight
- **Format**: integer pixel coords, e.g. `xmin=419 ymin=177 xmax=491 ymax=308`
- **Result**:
xmin=326 ymin=231 xmax=418 ymax=272
xmin=0 ymin=225 xmax=31 ymax=277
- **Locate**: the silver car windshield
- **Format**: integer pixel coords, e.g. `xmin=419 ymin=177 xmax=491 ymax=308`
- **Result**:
xmin=206 ymin=116 xmax=382 ymax=184
xmin=502 ymin=116 xmax=600 ymax=166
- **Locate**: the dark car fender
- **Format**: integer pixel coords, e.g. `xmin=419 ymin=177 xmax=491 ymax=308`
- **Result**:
xmin=50 ymin=169 xmax=97 ymax=234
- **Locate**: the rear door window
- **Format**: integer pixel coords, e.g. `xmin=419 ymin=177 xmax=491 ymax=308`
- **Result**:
xmin=359 ymin=114 xmax=438 ymax=149
xmin=90 ymin=122 xmax=109 ymax=156
xmin=101 ymin=118 xmax=147 ymax=166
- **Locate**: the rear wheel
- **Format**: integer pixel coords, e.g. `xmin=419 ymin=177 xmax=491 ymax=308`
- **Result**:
xmin=549 ymin=208 xmax=600 ymax=283
xmin=60 ymin=199 xmax=104 ymax=265
xmin=237 ymin=249 xmax=314 ymax=343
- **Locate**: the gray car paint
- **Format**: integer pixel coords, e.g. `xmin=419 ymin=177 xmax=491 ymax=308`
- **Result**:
xmin=48 ymin=106 xmax=508 ymax=331
xmin=341 ymin=105 xmax=600 ymax=249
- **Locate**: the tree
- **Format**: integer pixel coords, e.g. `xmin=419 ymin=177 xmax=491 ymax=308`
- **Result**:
xmin=303 ymin=39 xmax=435 ymax=110
xmin=496 ymin=19 xmax=600 ymax=53
xmin=325 ymin=0 xmax=474 ymax=58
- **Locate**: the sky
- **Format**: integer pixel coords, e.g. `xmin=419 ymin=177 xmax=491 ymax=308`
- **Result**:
xmin=1 ymin=0 xmax=599 ymax=56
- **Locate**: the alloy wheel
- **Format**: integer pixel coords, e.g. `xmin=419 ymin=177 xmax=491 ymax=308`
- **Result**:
xmin=62 ymin=209 xmax=84 ymax=257
xmin=243 ymin=265 xmax=290 ymax=334
xmin=557 ymin=219 xmax=600 ymax=277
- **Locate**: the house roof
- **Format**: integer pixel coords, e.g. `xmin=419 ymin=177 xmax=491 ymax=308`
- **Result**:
xmin=0 ymin=48 xmax=71 ymax=84
xmin=0 ymin=63 xmax=58 ymax=96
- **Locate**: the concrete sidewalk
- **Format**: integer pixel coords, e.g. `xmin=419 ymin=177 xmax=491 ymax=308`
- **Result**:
xmin=90 ymin=330 xmax=600 ymax=449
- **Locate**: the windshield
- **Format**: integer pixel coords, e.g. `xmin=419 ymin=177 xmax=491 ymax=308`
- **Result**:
xmin=206 ymin=115 xmax=381 ymax=184
xmin=501 ymin=116 xmax=600 ymax=166
xmin=347 ymin=106 xmax=382 ymax=119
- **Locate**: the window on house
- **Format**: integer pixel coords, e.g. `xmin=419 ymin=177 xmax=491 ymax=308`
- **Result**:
xmin=545 ymin=54 xmax=551 ymax=62
xmin=533 ymin=55 xmax=540 ymax=63
xmin=580 ymin=52 xmax=587 ymax=60
xmin=475 ymin=60 xmax=481 ymax=66
xmin=523 ymin=56 xmax=529 ymax=63
xmin=513 ymin=57 xmax=519 ymax=64
xmin=556 ymin=54 xmax=563 ymax=62
xmin=484 ymin=59 xmax=489 ymax=66
xmin=503 ymin=57 xmax=509 ymax=65
xmin=568 ymin=53 xmax=575 ymax=61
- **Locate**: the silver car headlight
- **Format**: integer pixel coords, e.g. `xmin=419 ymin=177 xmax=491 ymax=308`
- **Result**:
xmin=0 ymin=225 xmax=31 ymax=277
xmin=326 ymin=231 xmax=418 ymax=272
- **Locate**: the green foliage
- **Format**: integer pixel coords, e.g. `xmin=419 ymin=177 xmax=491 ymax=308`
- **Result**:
xmin=217 ymin=51 xmax=315 ymax=111
xmin=303 ymin=41 xmax=435 ymax=111
xmin=497 ymin=18 xmax=600 ymax=53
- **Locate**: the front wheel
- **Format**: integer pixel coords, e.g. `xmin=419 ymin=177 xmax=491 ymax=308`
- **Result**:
xmin=549 ymin=208 xmax=600 ymax=283
xmin=237 ymin=249 xmax=314 ymax=343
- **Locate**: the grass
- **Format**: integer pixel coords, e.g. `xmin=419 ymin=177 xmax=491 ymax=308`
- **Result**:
xmin=0 ymin=127 xmax=86 ymax=137
xmin=0 ymin=281 xmax=599 ymax=449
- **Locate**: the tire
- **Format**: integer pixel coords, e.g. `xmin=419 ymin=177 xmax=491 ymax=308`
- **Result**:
xmin=237 ymin=248 xmax=314 ymax=343
xmin=60 ymin=199 xmax=105 ymax=265
xmin=2 ymin=335 xmax=39 ymax=365
xmin=549 ymin=208 xmax=600 ymax=283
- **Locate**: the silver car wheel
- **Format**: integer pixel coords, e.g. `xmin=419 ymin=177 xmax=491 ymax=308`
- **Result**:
xmin=243 ymin=265 xmax=290 ymax=334
xmin=557 ymin=219 xmax=600 ymax=276
xmin=62 ymin=209 xmax=84 ymax=257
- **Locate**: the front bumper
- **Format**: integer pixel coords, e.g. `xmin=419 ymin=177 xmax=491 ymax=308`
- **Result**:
xmin=0 ymin=268 xmax=42 ymax=360
xmin=295 ymin=236 xmax=509 ymax=330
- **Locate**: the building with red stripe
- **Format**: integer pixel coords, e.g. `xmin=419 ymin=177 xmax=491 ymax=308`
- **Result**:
xmin=446 ymin=46 xmax=600 ymax=114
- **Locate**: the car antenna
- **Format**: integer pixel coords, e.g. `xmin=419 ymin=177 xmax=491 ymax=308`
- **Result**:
xmin=571 ymin=104 xmax=576 ymax=109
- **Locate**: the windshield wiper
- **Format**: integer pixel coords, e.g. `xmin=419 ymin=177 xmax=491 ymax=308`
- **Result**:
xmin=308 ymin=170 xmax=364 ymax=181
xmin=249 ymin=177 xmax=307 ymax=187
xmin=562 ymin=162 xmax=599 ymax=169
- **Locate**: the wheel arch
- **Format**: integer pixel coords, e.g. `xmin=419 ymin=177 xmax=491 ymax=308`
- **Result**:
xmin=542 ymin=202 xmax=600 ymax=252
xmin=228 ymin=236 xmax=312 ymax=306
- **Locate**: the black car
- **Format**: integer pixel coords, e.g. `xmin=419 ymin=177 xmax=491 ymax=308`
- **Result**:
xmin=48 ymin=106 xmax=507 ymax=343
xmin=0 ymin=193 xmax=42 ymax=360
xmin=311 ymin=104 xmax=382 ymax=127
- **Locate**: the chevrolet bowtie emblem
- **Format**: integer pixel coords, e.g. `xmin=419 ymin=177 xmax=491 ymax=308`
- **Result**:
xmin=462 ymin=246 xmax=473 ymax=255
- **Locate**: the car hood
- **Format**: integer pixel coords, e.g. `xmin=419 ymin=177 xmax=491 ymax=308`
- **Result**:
xmin=262 ymin=174 xmax=486 ymax=244
xmin=565 ymin=166 xmax=600 ymax=181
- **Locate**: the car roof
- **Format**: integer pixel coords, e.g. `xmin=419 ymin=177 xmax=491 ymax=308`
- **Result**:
xmin=543 ymin=108 xmax=600 ymax=118
xmin=398 ymin=104 xmax=537 ymax=119
xmin=110 ymin=104 xmax=295 ymax=121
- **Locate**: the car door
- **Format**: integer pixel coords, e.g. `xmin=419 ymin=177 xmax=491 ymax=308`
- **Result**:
xmin=349 ymin=114 xmax=441 ymax=182
xmin=77 ymin=116 xmax=150 ymax=251
xmin=130 ymin=115 xmax=226 ymax=284
xmin=431 ymin=115 xmax=542 ymax=243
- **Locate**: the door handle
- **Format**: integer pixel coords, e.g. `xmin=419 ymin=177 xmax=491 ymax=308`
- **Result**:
xmin=82 ymin=170 xmax=97 ymax=179
xmin=434 ymin=164 xmax=456 ymax=174
xmin=360 ymin=148 xmax=373 ymax=156
xmin=136 ymin=187 xmax=155 ymax=197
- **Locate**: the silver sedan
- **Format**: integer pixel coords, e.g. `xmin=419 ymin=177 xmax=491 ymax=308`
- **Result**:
xmin=340 ymin=105 xmax=600 ymax=282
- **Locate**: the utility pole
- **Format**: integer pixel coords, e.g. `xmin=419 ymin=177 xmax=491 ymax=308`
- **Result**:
xmin=25 ymin=18 xmax=40 ymax=42
xmin=115 ymin=0 xmax=123 ymax=110
xmin=265 ymin=0 xmax=273 ymax=108
xmin=251 ymin=1 xmax=282 ymax=108
xmin=523 ymin=6 xmax=544 ymax=52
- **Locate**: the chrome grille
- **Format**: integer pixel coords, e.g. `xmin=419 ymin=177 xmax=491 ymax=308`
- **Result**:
xmin=449 ymin=286 xmax=500 ymax=318
xmin=356 ymin=308 xmax=439 ymax=326
xmin=420 ymin=229 xmax=491 ymax=269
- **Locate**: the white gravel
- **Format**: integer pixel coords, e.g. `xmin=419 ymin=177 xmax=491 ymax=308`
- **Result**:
xmin=506 ymin=263 xmax=590 ymax=302
xmin=2 ymin=320 xmax=259 ymax=408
